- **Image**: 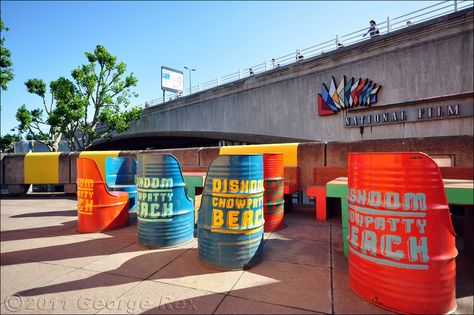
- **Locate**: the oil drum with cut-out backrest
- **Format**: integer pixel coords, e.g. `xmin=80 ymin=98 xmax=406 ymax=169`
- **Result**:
xmin=198 ymin=154 xmax=264 ymax=270
xmin=347 ymin=152 xmax=457 ymax=314
xmin=76 ymin=158 xmax=129 ymax=233
xmin=136 ymin=153 xmax=194 ymax=248
xmin=263 ymin=153 xmax=284 ymax=231
xmin=105 ymin=157 xmax=138 ymax=223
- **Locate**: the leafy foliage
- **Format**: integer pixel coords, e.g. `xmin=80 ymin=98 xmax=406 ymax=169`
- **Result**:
xmin=0 ymin=18 xmax=14 ymax=91
xmin=0 ymin=133 xmax=21 ymax=153
xmin=15 ymin=45 xmax=141 ymax=151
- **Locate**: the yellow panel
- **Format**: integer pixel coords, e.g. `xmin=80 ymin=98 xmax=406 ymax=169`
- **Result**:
xmin=24 ymin=152 xmax=60 ymax=184
xmin=219 ymin=143 xmax=299 ymax=167
xmin=79 ymin=151 xmax=120 ymax=180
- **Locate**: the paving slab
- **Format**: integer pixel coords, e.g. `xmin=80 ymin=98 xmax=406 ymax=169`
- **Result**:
xmin=230 ymin=259 xmax=331 ymax=314
xmin=0 ymin=198 xmax=76 ymax=218
xmin=1 ymin=197 xmax=473 ymax=314
xmin=455 ymin=254 xmax=474 ymax=314
xmin=1 ymin=217 xmax=76 ymax=234
xmin=331 ymin=241 xmax=348 ymax=270
xmin=149 ymin=249 xmax=244 ymax=294
xmin=263 ymin=231 xmax=272 ymax=240
xmin=1 ymin=260 xmax=77 ymax=308
xmin=0 ymin=228 xmax=46 ymax=243
xmin=82 ymin=243 xmax=189 ymax=280
xmin=332 ymin=267 xmax=395 ymax=314
xmin=455 ymin=296 xmax=474 ymax=314
xmin=2 ymin=235 xmax=133 ymax=268
xmin=1 ymin=234 xmax=88 ymax=254
xmin=214 ymin=295 xmax=320 ymax=314
xmin=281 ymin=209 xmax=324 ymax=227
xmin=97 ymin=280 xmax=225 ymax=314
xmin=96 ymin=224 xmax=139 ymax=243
xmin=265 ymin=234 xmax=330 ymax=267
xmin=1 ymin=268 xmax=141 ymax=314
xmin=271 ymin=220 xmax=330 ymax=242
xmin=331 ymin=224 xmax=344 ymax=244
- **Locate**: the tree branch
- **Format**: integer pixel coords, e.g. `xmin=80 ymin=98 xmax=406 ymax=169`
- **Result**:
xmin=49 ymin=95 xmax=54 ymax=113
xmin=92 ymin=63 xmax=105 ymax=122
xmin=42 ymin=95 xmax=50 ymax=115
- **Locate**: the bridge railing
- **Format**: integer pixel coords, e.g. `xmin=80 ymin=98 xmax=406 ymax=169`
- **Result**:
xmin=139 ymin=0 xmax=473 ymax=109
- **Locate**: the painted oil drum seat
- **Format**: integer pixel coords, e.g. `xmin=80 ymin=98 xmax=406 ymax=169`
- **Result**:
xmin=198 ymin=154 xmax=265 ymax=270
xmin=347 ymin=152 xmax=457 ymax=314
xmin=263 ymin=153 xmax=285 ymax=231
xmin=136 ymin=153 xmax=194 ymax=248
xmin=76 ymin=158 xmax=129 ymax=233
xmin=105 ymin=157 xmax=138 ymax=222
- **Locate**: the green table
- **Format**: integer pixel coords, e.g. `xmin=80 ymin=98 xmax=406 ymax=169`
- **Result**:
xmin=183 ymin=172 xmax=206 ymax=204
xmin=326 ymin=177 xmax=474 ymax=256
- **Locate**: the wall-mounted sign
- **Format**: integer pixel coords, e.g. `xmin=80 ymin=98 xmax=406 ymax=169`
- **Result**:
xmin=344 ymin=102 xmax=473 ymax=128
xmin=161 ymin=66 xmax=184 ymax=93
xmin=318 ymin=76 xmax=381 ymax=116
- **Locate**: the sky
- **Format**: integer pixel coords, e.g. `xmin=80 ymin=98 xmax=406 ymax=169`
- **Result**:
xmin=0 ymin=0 xmax=447 ymax=135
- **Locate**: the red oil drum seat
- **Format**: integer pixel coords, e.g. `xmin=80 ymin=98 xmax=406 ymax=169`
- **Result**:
xmin=77 ymin=158 xmax=129 ymax=233
xmin=348 ymin=152 xmax=457 ymax=314
xmin=263 ymin=153 xmax=285 ymax=231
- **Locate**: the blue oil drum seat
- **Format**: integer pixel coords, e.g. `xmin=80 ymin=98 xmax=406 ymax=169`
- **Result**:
xmin=105 ymin=157 xmax=138 ymax=222
xmin=197 ymin=154 xmax=265 ymax=270
xmin=136 ymin=153 xmax=195 ymax=248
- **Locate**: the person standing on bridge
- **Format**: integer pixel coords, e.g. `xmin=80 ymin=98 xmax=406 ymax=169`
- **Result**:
xmin=363 ymin=20 xmax=380 ymax=38
xmin=296 ymin=49 xmax=303 ymax=61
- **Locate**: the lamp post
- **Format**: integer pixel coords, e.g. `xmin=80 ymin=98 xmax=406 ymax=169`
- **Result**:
xmin=184 ymin=66 xmax=196 ymax=95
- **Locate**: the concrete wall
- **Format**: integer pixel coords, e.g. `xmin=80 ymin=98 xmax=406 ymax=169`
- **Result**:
xmin=0 ymin=154 xmax=5 ymax=185
xmin=198 ymin=147 xmax=220 ymax=166
xmin=2 ymin=136 xmax=473 ymax=195
xmin=297 ymin=143 xmax=326 ymax=192
xmin=326 ymin=135 xmax=474 ymax=168
xmin=3 ymin=154 xmax=25 ymax=184
xmin=107 ymin=9 xmax=473 ymax=146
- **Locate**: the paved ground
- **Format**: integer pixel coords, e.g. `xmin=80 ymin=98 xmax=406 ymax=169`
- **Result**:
xmin=1 ymin=196 xmax=473 ymax=314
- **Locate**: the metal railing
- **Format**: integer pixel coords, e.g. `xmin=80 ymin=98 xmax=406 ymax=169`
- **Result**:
xmin=140 ymin=0 xmax=472 ymax=109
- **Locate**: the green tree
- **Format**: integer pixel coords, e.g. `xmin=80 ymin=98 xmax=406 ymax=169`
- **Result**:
xmin=15 ymin=45 xmax=141 ymax=151
xmin=0 ymin=18 xmax=14 ymax=91
xmin=0 ymin=133 xmax=21 ymax=153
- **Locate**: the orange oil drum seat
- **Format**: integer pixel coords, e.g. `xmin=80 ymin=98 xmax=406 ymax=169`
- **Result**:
xmin=76 ymin=157 xmax=129 ymax=233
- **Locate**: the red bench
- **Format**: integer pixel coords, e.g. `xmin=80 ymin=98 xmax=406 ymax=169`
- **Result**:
xmin=307 ymin=167 xmax=347 ymax=220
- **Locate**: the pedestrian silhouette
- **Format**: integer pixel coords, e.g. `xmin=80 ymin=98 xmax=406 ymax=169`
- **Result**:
xmin=296 ymin=49 xmax=304 ymax=61
xmin=363 ymin=20 xmax=380 ymax=38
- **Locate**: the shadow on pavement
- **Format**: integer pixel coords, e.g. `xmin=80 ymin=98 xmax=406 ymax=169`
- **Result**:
xmin=10 ymin=210 xmax=78 ymax=218
xmin=0 ymin=220 xmax=77 ymax=242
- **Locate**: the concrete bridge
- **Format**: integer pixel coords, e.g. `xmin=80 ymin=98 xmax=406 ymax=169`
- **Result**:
xmin=92 ymin=8 xmax=473 ymax=150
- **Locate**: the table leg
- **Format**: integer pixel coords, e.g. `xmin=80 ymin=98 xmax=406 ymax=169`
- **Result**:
xmin=465 ymin=205 xmax=473 ymax=258
xmin=314 ymin=187 xmax=327 ymax=221
xmin=341 ymin=198 xmax=349 ymax=257
xmin=284 ymin=194 xmax=293 ymax=213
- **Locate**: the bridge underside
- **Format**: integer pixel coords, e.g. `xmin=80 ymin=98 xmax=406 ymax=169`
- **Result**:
xmin=90 ymin=131 xmax=313 ymax=150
